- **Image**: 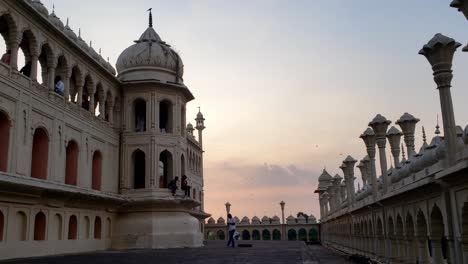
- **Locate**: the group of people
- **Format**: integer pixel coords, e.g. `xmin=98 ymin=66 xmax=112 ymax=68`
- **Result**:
xmin=1 ymin=49 xmax=64 ymax=96
xmin=167 ymin=175 xmax=192 ymax=197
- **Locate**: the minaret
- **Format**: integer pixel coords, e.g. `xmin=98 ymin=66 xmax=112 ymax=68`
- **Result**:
xmin=280 ymin=201 xmax=285 ymax=224
xmin=195 ymin=107 xmax=206 ymax=148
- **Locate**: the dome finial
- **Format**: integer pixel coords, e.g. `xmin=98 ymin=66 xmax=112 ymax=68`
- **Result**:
xmin=422 ymin=126 xmax=427 ymax=144
xmin=435 ymin=114 xmax=441 ymax=135
xmin=147 ymin=8 xmax=153 ymax=28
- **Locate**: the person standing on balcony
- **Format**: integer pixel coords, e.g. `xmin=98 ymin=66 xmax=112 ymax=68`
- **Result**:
xmin=181 ymin=175 xmax=191 ymax=197
xmin=54 ymin=76 xmax=64 ymax=96
xmin=1 ymin=50 xmax=11 ymax=65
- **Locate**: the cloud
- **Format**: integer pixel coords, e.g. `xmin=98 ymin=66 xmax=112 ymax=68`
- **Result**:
xmin=203 ymin=161 xmax=322 ymax=219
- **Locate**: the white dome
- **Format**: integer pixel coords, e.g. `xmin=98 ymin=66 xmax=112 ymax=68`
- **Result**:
xmin=31 ymin=0 xmax=49 ymax=16
xmin=207 ymin=217 xmax=215 ymax=224
xmin=116 ymin=26 xmax=184 ymax=84
xmin=64 ymin=24 xmax=77 ymax=41
xmin=49 ymin=11 xmax=64 ymax=30
xmin=241 ymin=216 xmax=250 ymax=224
xmin=251 ymin=216 xmax=261 ymax=224
xmin=261 ymin=216 xmax=270 ymax=224
xmin=217 ymin=217 xmax=225 ymax=224
xmin=271 ymin=216 xmax=281 ymax=224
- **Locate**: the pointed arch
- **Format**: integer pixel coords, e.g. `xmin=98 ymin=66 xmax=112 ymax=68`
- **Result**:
xmin=159 ymin=99 xmax=173 ymax=133
xmin=51 ymin=213 xmax=63 ymax=240
xmin=0 ymin=111 xmax=10 ymax=172
xmin=68 ymin=215 xmax=77 ymax=240
xmin=309 ymin=228 xmax=319 ymax=241
xmin=132 ymin=149 xmax=146 ymax=189
xmin=94 ymin=216 xmax=101 ymax=239
xmin=0 ymin=209 xmax=4 ymax=241
xmin=272 ymin=229 xmax=281 ymax=240
xmin=0 ymin=13 xmax=18 ymax=66
xmin=65 ymin=140 xmax=79 ymax=185
xmin=159 ymin=150 xmax=173 ymax=188
xmin=133 ymin=98 xmax=146 ymax=132
xmin=217 ymin=230 xmax=226 ymax=240
xmin=298 ymin=228 xmax=307 ymax=241
xmin=38 ymin=42 xmax=54 ymax=86
xmin=69 ymin=65 xmax=83 ymax=103
xmin=14 ymin=211 xmax=27 ymax=241
xmin=262 ymin=229 xmax=271 ymax=240
xmin=31 ymin=127 xmax=49 ymax=180
xmin=34 ymin=211 xmax=46 ymax=241
xmin=92 ymin=150 xmax=102 ymax=190
xmin=18 ymin=29 xmax=38 ymax=78
xmin=242 ymin=230 xmax=250 ymax=240
xmin=288 ymin=229 xmax=297 ymax=241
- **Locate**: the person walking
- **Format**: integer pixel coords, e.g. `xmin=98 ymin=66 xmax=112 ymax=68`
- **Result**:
xmin=227 ymin=213 xmax=236 ymax=248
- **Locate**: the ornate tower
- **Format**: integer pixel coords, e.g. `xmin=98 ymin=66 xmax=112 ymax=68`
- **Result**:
xmin=195 ymin=108 xmax=205 ymax=149
xmin=112 ymin=10 xmax=206 ymax=249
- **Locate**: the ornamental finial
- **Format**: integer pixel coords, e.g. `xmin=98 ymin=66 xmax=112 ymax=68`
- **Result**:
xmin=147 ymin=8 xmax=153 ymax=28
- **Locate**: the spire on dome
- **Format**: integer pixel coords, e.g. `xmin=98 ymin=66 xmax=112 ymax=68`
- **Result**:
xmin=422 ymin=126 xmax=427 ymax=144
xmin=435 ymin=115 xmax=441 ymax=135
xmin=401 ymin=143 xmax=406 ymax=162
xmin=147 ymin=8 xmax=153 ymax=28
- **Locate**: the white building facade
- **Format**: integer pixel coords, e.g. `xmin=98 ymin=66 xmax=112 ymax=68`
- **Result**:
xmin=0 ymin=0 xmax=208 ymax=260
xmin=316 ymin=2 xmax=468 ymax=263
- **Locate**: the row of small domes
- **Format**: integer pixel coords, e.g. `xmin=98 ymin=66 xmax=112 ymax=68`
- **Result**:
xmin=27 ymin=0 xmax=116 ymax=75
xmin=207 ymin=214 xmax=317 ymax=224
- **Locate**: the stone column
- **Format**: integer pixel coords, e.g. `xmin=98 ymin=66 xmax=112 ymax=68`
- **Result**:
xmin=396 ymin=113 xmax=419 ymax=159
xmin=76 ymin=76 xmax=84 ymax=106
xmin=419 ymin=33 xmax=461 ymax=166
xmin=417 ymin=236 xmax=431 ymax=264
xmin=64 ymin=68 xmax=71 ymax=101
xmin=343 ymin=156 xmax=357 ymax=204
xmin=107 ymin=100 xmax=115 ymax=123
xmin=360 ymin=128 xmax=377 ymax=198
xmin=369 ymin=114 xmax=391 ymax=193
xmin=99 ymin=95 xmax=106 ymax=119
xmin=462 ymin=241 xmax=468 ymax=264
xmin=89 ymin=86 xmax=96 ymax=114
xmin=9 ymin=41 xmax=19 ymax=70
xmin=386 ymin=126 xmax=402 ymax=168
xmin=430 ymin=237 xmax=445 ymax=264
xmin=30 ymin=54 xmax=39 ymax=81
xmin=47 ymin=66 xmax=56 ymax=91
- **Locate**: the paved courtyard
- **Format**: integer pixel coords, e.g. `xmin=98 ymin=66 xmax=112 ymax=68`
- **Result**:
xmin=0 ymin=241 xmax=351 ymax=264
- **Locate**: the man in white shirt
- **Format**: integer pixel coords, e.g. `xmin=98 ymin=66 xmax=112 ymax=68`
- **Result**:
xmin=54 ymin=76 xmax=65 ymax=96
xmin=227 ymin=213 xmax=236 ymax=248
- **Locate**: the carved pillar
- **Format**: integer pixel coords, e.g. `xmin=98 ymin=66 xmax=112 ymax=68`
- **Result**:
xmin=369 ymin=114 xmax=390 ymax=193
xmin=30 ymin=54 xmax=39 ymax=81
xmin=64 ymin=68 xmax=71 ymax=101
xmin=419 ymin=33 xmax=460 ymax=166
xmin=360 ymin=128 xmax=377 ymax=198
xmin=88 ymin=85 xmax=96 ymax=114
xmin=76 ymin=76 xmax=84 ymax=106
xmin=99 ymin=95 xmax=105 ymax=119
xmin=9 ymin=41 xmax=19 ymax=70
xmin=417 ymin=236 xmax=431 ymax=264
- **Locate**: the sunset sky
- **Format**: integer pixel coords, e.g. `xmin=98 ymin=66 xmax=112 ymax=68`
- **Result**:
xmin=40 ymin=0 xmax=468 ymax=220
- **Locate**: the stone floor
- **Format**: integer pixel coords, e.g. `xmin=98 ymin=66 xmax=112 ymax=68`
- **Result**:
xmin=0 ymin=241 xmax=352 ymax=264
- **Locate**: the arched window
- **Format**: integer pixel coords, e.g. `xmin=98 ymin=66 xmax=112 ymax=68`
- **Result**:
xmin=68 ymin=215 xmax=77 ymax=240
xmin=18 ymin=30 xmax=37 ymax=79
xmin=94 ymin=216 xmax=101 ymax=239
xmin=181 ymin=154 xmax=185 ymax=176
xmin=0 ymin=210 xmax=4 ymax=241
xmin=159 ymin=150 xmax=173 ymax=188
xmin=65 ymin=140 xmax=79 ymax=185
xmin=51 ymin=213 xmax=62 ymax=240
xmin=273 ymin=229 xmax=281 ymax=240
xmin=14 ymin=211 xmax=27 ymax=241
xmin=54 ymin=55 xmax=68 ymax=97
xmin=298 ymin=228 xmax=307 ymax=241
xmin=180 ymin=105 xmax=186 ymax=136
xmin=308 ymin=228 xmax=319 ymax=241
xmin=134 ymin=99 xmax=146 ymax=132
xmin=216 ymin=230 xmax=226 ymax=240
xmin=262 ymin=229 xmax=271 ymax=240
xmin=34 ymin=211 xmax=46 ymax=241
xmin=252 ymin=229 xmax=260 ymax=240
xmin=92 ymin=151 xmax=102 ymax=190
xmin=0 ymin=14 xmax=16 ymax=67
xmin=69 ymin=66 xmax=82 ymax=103
xmin=242 ymin=230 xmax=250 ymax=240
xmin=106 ymin=218 xmax=111 ymax=238
xmin=81 ymin=75 xmax=93 ymax=111
xmin=288 ymin=229 xmax=297 ymax=241
xmin=38 ymin=43 xmax=54 ymax=87
xmin=31 ymin=127 xmax=49 ymax=180
xmin=132 ymin=149 xmax=145 ymax=189
xmin=0 ymin=111 xmax=10 ymax=172
xmin=84 ymin=216 xmax=90 ymax=239
xmin=159 ymin=100 xmax=173 ymax=133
